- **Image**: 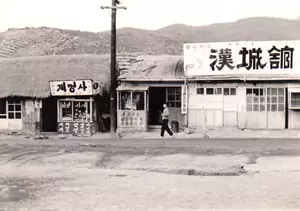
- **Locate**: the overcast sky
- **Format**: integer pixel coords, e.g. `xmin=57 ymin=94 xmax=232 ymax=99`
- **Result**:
xmin=0 ymin=0 xmax=299 ymax=33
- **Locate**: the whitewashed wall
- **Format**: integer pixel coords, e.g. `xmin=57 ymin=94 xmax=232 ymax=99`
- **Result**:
xmin=188 ymin=82 xmax=287 ymax=130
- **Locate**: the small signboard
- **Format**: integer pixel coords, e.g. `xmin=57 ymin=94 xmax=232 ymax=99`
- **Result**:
xmin=181 ymin=85 xmax=188 ymax=114
xmin=57 ymin=122 xmax=94 ymax=136
xmin=50 ymin=80 xmax=93 ymax=96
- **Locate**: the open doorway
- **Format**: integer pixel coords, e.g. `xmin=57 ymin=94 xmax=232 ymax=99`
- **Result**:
xmin=42 ymin=97 xmax=57 ymax=132
xmin=148 ymin=87 xmax=166 ymax=125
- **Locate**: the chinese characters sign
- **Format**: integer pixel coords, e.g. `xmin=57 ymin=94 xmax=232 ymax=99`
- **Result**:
xmin=50 ymin=80 xmax=93 ymax=96
xmin=184 ymin=41 xmax=299 ymax=76
xmin=119 ymin=110 xmax=144 ymax=128
xmin=58 ymin=122 xmax=94 ymax=136
xmin=181 ymin=85 xmax=188 ymax=114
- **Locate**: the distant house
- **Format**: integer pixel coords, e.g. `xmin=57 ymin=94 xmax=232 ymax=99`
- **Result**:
xmin=0 ymin=54 xmax=112 ymax=136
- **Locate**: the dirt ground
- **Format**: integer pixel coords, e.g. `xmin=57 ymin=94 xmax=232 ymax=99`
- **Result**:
xmin=1 ymin=138 xmax=300 ymax=211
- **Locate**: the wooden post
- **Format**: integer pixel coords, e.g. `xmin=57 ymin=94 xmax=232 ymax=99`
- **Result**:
xmin=101 ymin=1 xmax=126 ymax=134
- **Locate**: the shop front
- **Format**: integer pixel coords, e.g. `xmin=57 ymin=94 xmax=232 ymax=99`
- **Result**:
xmin=116 ymin=85 xmax=148 ymax=132
xmin=184 ymin=40 xmax=300 ymax=130
xmin=49 ymin=79 xmax=99 ymax=136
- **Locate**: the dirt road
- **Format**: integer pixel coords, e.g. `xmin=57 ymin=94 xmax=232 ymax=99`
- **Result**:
xmin=1 ymin=138 xmax=300 ymax=210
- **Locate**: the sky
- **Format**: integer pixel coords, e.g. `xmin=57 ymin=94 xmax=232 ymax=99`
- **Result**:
xmin=0 ymin=0 xmax=299 ymax=33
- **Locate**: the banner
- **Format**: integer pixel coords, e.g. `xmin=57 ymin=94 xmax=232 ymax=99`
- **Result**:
xmin=181 ymin=85 xmax=188 ymax=114
xmin=184 ymin=41 xmax=300 ymax=76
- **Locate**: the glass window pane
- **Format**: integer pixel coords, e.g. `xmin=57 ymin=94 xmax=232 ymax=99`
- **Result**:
xmin=230 ymin=88 xmax=236 ymax=95
xmin=271 ymin=88 xmax=277 ymax=95
xmin=133 ymin=92 xmax=145 ymax=111
xmin=15 ymin=112 xmax=21 ymax=119
xmin=253 ymin=96 xmax=259 ymax=103
xmin=259 ymin=88 xmax=264 ymax=96
xmin=278 ymin=88 xmax=284 ymax=95
xmin=215 ymin=88 xmax=222 ymax=95
xmin=15 ymin=105 xmax=21 ymax=112
xmin=267 ymin=97 xmax=271 ymax=103
xmin=206 ymin=88 xmax=214 ymax=95
xmin=60 ymin=101 xmax=73 ymax=121
xmin=175 ymin=102 xmax=181 ymax=108
xmin=168 ymin=102 xmax=175 ymax=108
xmin=253 ymin=104 xmax=259 ymax=111
xmin=8 ymin=105 xmax=14 ymax=111
xmin=260 ymin=96 xmax=265 ymax=103
xmin=271 ymin=97 xmax=277 ymax=103
xmin=175 ymin=88 xmax=181 ymax=95
xmin=278 ymin=96 xmax=284 ymax=103
xmin=260 ymin=104 xmax=266 ymax=111
xmin=224 ymin=88 xmax=230 ymax=95
xmin=278 ymin=104 xmax=284 ymax=111
xmin=0 ymin=100 xmax=6 ymax=114
xmin=267 ymin=88 xmax=271 ymax=95
xmin=167 ymin=88 xmax=175 ymax=94
xmin=271 ymin=104 xmax=277 ymax=112
xmin=73 ymin=101 xmax=89 ymax=121
xmin=246 ymin=104 xmax=252 ymax=112
xmin=168 ymin=94 xmax=175 ymax=101
xmin=197 ymin=88 xmax=204 ymax=95
xmin=253 ymin=89 xmax=259 ymax=96
xmin=246 ymin=88 xmax=253 ymax=95
xmin=267 ymin=104 xmax=271 ymax=111
xmin=8 ymin=112 xmax=14 ymax=119
xmin=120 ymin=92 xmax=131 ymax=110
xmin=0 ymin=115 xmax=6 ymax=119
xmin=246 ymin=96 xmax=252 ymax=103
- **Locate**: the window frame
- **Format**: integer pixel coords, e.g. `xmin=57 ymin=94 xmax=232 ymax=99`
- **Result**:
xmin=290 ymin=91 xmax=300 ymax=109
xmin=246 ymin=87 xmax=285 ymax=112
xmin=166 ymin=87 xmax=181 ymax=108
xmin=0 ymin=98 xmax=22 ymax=120
xmin=118 ymin=91 xmax=147 ymax=111
xmin=57 ymin=98 xmax=93 ymax=122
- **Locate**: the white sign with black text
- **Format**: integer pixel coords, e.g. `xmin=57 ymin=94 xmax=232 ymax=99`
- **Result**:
xmin=50 ymin=80 xmax=93 ymax=96
xmin=181 ymin=85 xmax=188 ymax=114
xmin=184 ymin=40 xmax=300 ymax=76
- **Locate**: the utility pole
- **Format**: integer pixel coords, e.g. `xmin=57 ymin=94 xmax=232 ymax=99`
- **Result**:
xmin=101 ymin=1 xmax=126 ymax=134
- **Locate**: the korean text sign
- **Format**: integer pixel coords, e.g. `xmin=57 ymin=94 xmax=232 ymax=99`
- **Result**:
xmin=50 ymin=80 xmax=93 ymax=96
xmin=184 ymin=41 xmax=299 ymax=76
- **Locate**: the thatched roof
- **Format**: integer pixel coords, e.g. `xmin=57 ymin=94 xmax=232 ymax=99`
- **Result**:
xmin=119 ymin=55 xmax=184 ymax=81
xmin=0 ymin=54 xmax=111 ymax=98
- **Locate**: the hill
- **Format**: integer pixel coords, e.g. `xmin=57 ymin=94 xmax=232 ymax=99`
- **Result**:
xmin=1 ymin=17 xmax=300 ymax=58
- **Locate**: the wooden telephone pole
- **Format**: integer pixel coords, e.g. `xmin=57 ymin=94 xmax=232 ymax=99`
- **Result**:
xmin=101 ymin=1 xmax=126 ymax=133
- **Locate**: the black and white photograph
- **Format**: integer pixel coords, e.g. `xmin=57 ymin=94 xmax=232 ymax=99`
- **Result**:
xmin=1 ymin=0 xmax=300 ymax=210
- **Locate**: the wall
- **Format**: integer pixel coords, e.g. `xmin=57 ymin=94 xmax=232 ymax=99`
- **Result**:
xmin=188 ymin=82 xmax=286 ymax=130
xmin=22 ymin=99 xmax=39 ymax=135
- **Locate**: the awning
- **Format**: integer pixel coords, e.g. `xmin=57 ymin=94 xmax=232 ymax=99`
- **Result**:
xmin=116 ymin=85 xmax=149 ymax=91
xmin=289 ymin=87 xmax=300 ymax=93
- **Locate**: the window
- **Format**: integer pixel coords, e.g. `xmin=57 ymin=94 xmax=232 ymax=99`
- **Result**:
xmin=246 ymin=88 xmax=285 ymax=112
xmin=166 ymin=87 xmax=181 ymax=108
xmin=119 ymin=91 xmax=145 ymax=110
xmin=224 ymin=88 xmax=236 ymax=96
xmin=196 ymin=88 xmax=204 ymax=95
xmin=0 ymin=99 xmax=6 ymax=119
xmin=205 ymin=88 xmax=223 ymax=95
xmin=59 ymin=99 xmax=92 ymax=122
xmin=7 ymin=99 xmax=22 ymax=119
xmin=290 ymin=93 xmax=300 ymax=108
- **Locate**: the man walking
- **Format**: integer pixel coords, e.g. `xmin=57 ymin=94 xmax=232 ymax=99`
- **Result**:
xmin=161 ymin=103 xmax=173 ymax=137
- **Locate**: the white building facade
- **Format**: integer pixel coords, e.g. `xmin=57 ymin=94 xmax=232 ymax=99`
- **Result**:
xmin=184 ymin=40 xmax=300 ymax=130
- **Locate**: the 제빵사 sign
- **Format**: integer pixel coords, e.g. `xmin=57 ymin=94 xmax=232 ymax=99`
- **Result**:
xmin=50 ymin=80 xmax=93 ymax=96
xmin=184 ymin=40 xmax=300 ymax=76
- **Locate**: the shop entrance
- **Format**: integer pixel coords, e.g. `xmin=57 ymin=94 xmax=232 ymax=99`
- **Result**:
xmin=42 ymin=97 xmax=57 ymax=132
xmin=148 ymin=87 xmax=166 ymax=125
